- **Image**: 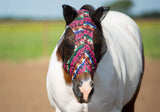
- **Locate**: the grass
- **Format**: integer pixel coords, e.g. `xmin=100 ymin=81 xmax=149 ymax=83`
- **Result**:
xmin=0 ymin=21 xmax=64 ymax=61
xmin=137 ymin=20 xmax=160 ymax=58
xmin=0 ymin=20 xmax=159 ymax=61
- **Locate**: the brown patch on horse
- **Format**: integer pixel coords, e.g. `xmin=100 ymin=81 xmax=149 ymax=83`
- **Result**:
xmin=56 ymin=28 xmax=75 ymax=62
xmin=76 ymin=72 xmax=92 ymax=81
xmin=56 ymin=50 xmax=72 ymax=84
xmin=62 ymin=71 xmax=92 ymax=85
xmin=56 ymin=28 xmax=75 ymax=85
xmin=63 ymin=69 xmax=72 ymax=85
xmin=56 ymin=50 xmax=62 ymax=62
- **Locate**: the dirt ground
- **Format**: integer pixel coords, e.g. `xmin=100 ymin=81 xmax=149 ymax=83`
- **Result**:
xmin=0 ymin=58 xmax=159 ymax=112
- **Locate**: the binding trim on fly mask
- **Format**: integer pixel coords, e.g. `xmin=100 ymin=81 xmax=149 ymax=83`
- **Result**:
xmin=63 ymin=9 xmax=98 ymax=80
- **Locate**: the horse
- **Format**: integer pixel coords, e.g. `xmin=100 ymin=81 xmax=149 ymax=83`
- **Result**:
xmin=46 ymin=4 xmax=144 ymax=112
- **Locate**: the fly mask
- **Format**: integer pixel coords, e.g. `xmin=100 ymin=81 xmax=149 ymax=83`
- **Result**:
xmin=63 ymin=9 xmax=98 ymax=80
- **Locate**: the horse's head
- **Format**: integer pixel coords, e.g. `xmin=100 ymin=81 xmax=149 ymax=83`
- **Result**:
xmin=57 ymin=4 xmax=109 ymax=103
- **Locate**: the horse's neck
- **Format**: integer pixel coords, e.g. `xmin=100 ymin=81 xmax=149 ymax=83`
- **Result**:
xmin=101 ymin=11 xmax=143 ymax=105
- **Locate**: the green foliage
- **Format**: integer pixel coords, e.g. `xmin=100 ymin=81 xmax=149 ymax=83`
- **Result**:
xmin=0 ymin=20 xmax=159 ymax=61
xmin=0 ymin=21 xmax=64 ymax=61
xmin=137 ymin=20 xmax=160 ymax=58
xmin=139 ymin=11 xmax=160 ymax=18
xmin=107 ymin=0 xmax=133 ymax=14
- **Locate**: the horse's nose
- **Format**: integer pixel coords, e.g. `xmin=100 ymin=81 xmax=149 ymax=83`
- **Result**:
xmin=78 ymin=79 xmax=94 ymax=102
xmin=72 ymin=72 xmax=95 ymax=103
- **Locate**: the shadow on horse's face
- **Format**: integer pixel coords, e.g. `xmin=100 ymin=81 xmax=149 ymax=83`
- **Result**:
xmin=57 ymin=4 xmax=109 ymax=103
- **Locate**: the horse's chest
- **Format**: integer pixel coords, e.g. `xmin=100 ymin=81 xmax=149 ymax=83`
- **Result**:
xmin=47 ymin=55 xmax=88 ymax=111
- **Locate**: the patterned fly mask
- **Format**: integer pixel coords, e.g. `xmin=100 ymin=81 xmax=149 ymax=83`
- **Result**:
xmin=63 ymin=9 xmax=98 ymax=80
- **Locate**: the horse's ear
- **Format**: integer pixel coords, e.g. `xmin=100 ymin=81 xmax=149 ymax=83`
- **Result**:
xmin=92 ymin=6 xmax=110 ymax=31
xmin=62 ymin=4 xmax=78 ymax=25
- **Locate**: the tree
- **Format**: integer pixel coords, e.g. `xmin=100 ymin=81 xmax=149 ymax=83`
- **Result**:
xmin=106 ymin=0 xmax=134 ymax=15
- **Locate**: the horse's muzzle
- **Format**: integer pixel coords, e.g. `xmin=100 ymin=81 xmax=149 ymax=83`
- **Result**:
xmin=72 ymin=76 xmax=94 ymax=103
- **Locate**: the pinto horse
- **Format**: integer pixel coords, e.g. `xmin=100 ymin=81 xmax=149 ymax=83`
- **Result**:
xmin=47 ymin=4 xmax=144 ymax=112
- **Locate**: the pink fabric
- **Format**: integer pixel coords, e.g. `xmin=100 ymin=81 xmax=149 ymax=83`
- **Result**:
xmin=63 ymin=9 xmax=97 ymax=80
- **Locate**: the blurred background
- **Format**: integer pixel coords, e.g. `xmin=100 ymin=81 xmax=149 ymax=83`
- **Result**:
xmin=0 ymin=0 xmax=160 ymax=112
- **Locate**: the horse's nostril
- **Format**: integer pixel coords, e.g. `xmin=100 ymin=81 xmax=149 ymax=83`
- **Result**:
xmin=78 ymin=81 xmax=83 ymax=87
xmin=90 ymin=81 xmax=94 ymax=88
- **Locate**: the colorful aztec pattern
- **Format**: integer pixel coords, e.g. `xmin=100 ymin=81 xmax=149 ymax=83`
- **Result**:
xmin=63 ymin=9 xmax=98 ymax=80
